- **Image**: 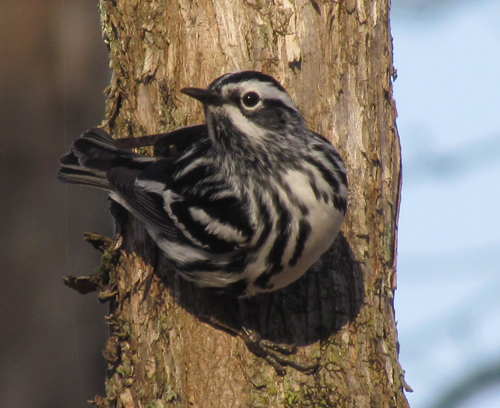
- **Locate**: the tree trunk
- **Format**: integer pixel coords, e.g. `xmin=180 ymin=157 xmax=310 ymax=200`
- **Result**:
xmin=83 ymin=0 xmax=409 ymax=407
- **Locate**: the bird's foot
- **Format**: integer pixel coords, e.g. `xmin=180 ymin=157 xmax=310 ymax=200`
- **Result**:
xmin=204 ymin=316 xmax=319 ymax=376
xmin=239 ymin=327 xmax=319 ymax=376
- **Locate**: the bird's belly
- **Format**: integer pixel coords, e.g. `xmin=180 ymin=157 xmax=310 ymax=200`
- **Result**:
xmin=245 ymin=198 xmax=345 ymax=296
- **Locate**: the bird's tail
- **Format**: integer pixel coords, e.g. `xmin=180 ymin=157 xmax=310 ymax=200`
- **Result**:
xmin=57 ymin=128 xmax=154 ymax=190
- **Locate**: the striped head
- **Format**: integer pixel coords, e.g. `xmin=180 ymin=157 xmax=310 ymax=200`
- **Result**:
xmin=181 ymin=71 xmax=309 ymax=158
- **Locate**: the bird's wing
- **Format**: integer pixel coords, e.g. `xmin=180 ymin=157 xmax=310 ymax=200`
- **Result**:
xmin=113 ymin=124 xmax=208 ymax=158
xmin=109 ymin=154 xmax=253 ymax=254
xmin=107 ymin=160 xmax=182 ymax=241
xmin=65 ymin=126 xmax=252 ymax=254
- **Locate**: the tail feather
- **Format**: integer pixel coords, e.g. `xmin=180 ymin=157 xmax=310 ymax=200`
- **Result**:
xmin=58 ymin=128 xmax=154 ymax=191
xmin=73 ymin=129 xmax=153 ymax=171
xmin=57 ymin=167 xmax=110 ymax=189
xmin=59 ymin=149 xmax=81 ymax=168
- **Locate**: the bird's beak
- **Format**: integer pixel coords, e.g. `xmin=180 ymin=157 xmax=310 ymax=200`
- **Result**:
xmin=181 ymin=87 xmax=225 ymax=106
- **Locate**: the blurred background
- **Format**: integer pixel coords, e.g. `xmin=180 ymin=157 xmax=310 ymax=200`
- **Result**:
xmin=0 ymin=1 xmax=498 ymax=407
xmin=392 ymin=1 xmax=500 ymax=407
xmin=0 ymin=1 xmax=111 ymax=406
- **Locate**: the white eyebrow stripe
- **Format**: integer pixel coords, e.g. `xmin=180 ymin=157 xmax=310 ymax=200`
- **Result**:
xmin=224 ymin=80 xmax=298 ymax=112
xmin=246 ymin=81 xmax=296 ymax=109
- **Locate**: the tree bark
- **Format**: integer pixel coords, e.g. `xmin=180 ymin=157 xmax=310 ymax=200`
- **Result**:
xmin=83 ymin=0 xmax=410 ymax=407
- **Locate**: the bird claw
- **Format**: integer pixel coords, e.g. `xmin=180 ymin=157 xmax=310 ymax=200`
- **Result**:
xmin=239 ymin=327 xmax=319 ymax=376
xmin=203 ymin=316 xmax=319 ymax=376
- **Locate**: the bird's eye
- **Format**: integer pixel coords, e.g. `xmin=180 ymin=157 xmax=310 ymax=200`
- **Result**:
xmin=241 ymin=92 xmax=261 ymax=108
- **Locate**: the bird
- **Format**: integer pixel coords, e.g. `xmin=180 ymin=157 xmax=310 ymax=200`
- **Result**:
xmin=58 ymin=71 xmax=348 ymax=298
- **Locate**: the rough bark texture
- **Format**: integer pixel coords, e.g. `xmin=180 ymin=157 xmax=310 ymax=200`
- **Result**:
xmin=83 ymin=0 xmax=409 ymax=407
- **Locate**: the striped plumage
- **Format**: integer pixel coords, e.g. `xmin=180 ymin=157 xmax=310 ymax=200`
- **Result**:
xmin=58 ymin=71 xmax=348 ymax=297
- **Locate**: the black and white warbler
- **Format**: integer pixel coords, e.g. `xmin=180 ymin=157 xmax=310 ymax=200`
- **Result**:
xmin=58 ymin=71 xmax=348 ymax=297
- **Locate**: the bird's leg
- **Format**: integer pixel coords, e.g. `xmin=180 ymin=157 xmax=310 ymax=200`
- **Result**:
xmin=240 ymin=327 xmax=319 ymax=375
xmin=203 ymin=316 xmax=319 ymax=376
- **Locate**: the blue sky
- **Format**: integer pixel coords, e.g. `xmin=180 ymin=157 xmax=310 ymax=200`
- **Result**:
xmin=392 ymin=0 xmax=500 ymax=407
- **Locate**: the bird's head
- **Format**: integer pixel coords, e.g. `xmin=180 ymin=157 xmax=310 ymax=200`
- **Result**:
xmin=181 ymin=71 xmax=307 ymax=154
